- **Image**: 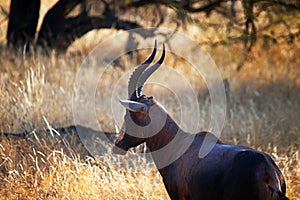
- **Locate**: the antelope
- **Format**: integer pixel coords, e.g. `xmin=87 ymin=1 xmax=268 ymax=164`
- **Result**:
xmin=112 ymin=41 xmax=289 ymax=200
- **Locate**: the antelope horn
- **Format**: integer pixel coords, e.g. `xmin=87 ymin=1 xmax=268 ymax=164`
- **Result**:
xmin=119 ymin=99 xmax=148 ymax=112
xmin=128 ymin=40 xmax=157 ymax=100
xmin=136 ymin=43 xmax=165 ymax=98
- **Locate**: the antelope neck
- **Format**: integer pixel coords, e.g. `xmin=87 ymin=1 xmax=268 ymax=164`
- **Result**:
xmin=145 ymin=115 xmax=193 ymax=169
xmin=145 ymin=115 xmax=180 ymax=152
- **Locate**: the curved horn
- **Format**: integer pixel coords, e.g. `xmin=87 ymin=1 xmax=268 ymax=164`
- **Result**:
xmin=136 ymin=43 xmax=165 ymax=98
xmin=128 ymin=41 xmax=157 ymax=99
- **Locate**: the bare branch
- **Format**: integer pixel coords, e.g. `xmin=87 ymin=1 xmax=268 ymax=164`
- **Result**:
xmin=127 ymin=0 xmax=225 ymax=14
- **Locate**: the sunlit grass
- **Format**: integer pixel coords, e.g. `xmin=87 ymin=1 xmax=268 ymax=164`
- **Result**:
xmin=0 ymin=1 xmax=299 ymax=199
xmin=0 ymin=41 xmax=299 ymax=199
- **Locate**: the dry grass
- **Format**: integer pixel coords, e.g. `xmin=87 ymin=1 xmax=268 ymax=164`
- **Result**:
xmin=0 ymin=141 xmax=168 ymax=199
xmin=0 ymin=1 xmax=299 ymax=199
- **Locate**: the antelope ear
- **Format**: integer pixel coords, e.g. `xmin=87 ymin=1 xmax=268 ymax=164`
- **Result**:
xmin=119 ymin=99 xmax=148 ymax=112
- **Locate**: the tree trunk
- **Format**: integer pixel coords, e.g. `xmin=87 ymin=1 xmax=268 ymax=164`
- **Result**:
xmin=36 ymin=0 xmax=141 ymax=52
xmin=37 ymin=0 xmax=84 ymax=51
xmin=6 ymin=0 xmax=142 ymax=53
xmin=6 ymin=0 xmax=40 ymax=50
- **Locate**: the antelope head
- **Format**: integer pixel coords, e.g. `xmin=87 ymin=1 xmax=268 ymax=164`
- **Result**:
xmin=113 ymin=41 xmax=166 ymax=155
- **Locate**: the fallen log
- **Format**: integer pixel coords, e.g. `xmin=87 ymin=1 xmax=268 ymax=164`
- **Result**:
xmin=0 ymin=125 xmax=116 ymax=159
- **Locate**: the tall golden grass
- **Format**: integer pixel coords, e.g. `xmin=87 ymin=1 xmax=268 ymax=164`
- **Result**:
xmin=0 ymin=1 xmax=299 ymax=199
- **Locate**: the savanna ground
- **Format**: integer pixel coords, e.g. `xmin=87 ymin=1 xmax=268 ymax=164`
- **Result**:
xmin=0 ymin=1 xmax=299 ymax=199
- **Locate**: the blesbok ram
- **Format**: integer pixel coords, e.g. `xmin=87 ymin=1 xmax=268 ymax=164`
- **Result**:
xmin=112 ymin=42 xmax=289 ymax=200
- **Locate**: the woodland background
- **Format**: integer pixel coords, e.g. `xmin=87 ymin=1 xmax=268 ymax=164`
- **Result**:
xmin=0 ymin=0 xmax=299 ymax=199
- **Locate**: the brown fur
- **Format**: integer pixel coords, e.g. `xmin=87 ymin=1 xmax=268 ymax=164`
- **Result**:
xmin=113 ymin=96 xmax=289 ymax=200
